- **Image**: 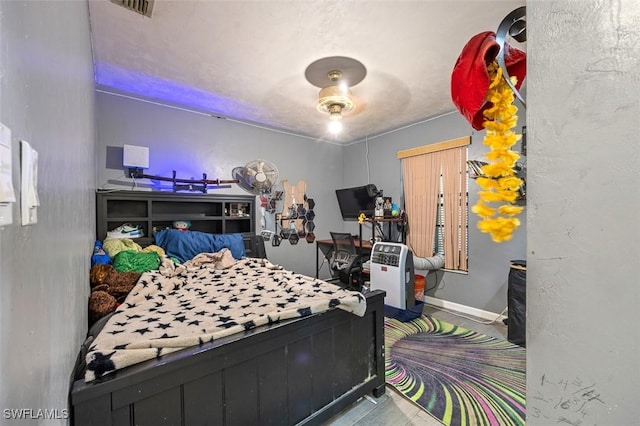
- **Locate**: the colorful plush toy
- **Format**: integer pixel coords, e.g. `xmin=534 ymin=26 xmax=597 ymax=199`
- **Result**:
xmin=391 ymin=203 xmax=400 ymax=217
xmin=172 ymin=220 xmax=191 ymax=231
xmin=91 ymin=240 xmax=111 ymax=266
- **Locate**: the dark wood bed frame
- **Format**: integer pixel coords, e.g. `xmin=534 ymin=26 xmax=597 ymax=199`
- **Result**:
xmin=69 ymin=191 xmax=386 ymax=426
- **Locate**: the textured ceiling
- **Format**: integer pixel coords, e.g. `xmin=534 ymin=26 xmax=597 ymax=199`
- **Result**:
xmin=88 ymin=0 xmax=525 ymax=144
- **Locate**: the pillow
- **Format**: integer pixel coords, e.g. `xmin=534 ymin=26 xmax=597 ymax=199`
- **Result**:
xmin=154 ymin=229 xmax=246 ymax=262
xmin=212 ymin=234 xmax=246 ymax=260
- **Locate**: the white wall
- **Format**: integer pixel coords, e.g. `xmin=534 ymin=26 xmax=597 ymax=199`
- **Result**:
xmin=527 ymin=1 xmax=640 ymax=424
xmin=0 ymin=1 xmax=96 ymax=423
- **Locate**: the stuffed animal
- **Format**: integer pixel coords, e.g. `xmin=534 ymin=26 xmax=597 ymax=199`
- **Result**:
xmin=102 ymin=270 xmax=141 ymax=303
xmin=88 ymin=264 xmax=142 ymax=324
xmin=88 ymin=290 xmax=117 ymax=325
xmin=90 ymin=264 xmax=114 ymax=288
xmin=91 ymin=240 xmax=111 ymax=266
xmin=172 ymin=220 xmax=191 ymax=231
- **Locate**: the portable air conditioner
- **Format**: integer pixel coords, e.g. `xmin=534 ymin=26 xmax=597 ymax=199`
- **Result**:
xmin=369 ymin=242 xmax=415 ymax=310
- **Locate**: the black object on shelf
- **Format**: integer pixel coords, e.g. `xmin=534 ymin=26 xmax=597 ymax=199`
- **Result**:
xmin=507 ymin=260 xmax=526 ymax=347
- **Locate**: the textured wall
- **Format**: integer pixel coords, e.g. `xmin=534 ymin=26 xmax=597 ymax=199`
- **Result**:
xmin=0 ymin=1 xmax=96 ymax=423
xmin=527 ymin=1 xmax=640 ymax=424
xmin=343 ymin=112 xmax=527 ymax=314
xmin=95 ymin=92 xmax=345 ymax=278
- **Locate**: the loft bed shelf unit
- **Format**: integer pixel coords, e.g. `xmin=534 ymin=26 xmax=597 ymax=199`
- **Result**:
xmin=96 ymin=190 xmax=256 ymax=242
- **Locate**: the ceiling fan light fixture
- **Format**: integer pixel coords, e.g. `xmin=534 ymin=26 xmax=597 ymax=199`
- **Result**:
xmin=317 ymin=85 xmax=355 ymax=115
xmin=327 ymin=70 xmax=342 ymax=81
xmin=328 ymin=120 xmax=342 ymax=134
xmin=305 ymin=56 xmax=367 ymax=89
xmin=305 ymin=56 xmax=366 ymax=135
xmin=328 ymin=104 xmax=343 ymax=121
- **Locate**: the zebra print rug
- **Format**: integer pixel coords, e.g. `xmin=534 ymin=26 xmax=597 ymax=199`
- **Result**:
xmin=385 ymin=315 xmax=526 ymax=425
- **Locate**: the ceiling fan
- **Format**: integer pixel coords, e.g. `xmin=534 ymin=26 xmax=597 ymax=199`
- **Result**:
xmin=232 ymin=159 xmax=280 ymax=195
xmin=305 ymin=56 xmax=367 ymax=134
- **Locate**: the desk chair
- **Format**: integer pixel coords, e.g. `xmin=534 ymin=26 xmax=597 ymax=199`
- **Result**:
xmin=329 ymin=232 xmax=362 ymax=289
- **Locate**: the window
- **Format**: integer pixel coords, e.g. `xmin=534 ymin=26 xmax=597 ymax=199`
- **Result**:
xmin=434 ymin=163 xmax=469 ymax=263
xmin=398 ymin=137 xmax=469 ymax=272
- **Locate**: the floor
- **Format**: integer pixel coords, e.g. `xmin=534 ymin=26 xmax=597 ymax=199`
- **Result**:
xmin=322 ymin=304 xmax=510 ymax=426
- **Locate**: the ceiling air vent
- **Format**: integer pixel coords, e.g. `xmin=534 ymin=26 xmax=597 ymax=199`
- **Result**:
xmin=111 ymin=0 xmax=154 ymax=18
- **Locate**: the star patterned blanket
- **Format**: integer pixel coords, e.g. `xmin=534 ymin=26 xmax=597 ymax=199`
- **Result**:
xmin=85 ymin=256 xmax=366 ymax=382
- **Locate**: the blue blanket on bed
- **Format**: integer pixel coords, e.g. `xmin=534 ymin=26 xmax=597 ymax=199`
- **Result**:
xmin=154 ymin=229 xmax=246 ymax=262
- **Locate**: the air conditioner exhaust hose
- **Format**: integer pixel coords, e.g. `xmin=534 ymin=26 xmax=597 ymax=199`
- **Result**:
xmin=413 ymin=253 xmax=445 ymax=270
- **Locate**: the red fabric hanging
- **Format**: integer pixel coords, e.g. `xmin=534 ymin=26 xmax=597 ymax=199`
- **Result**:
xmin=450 ymin=31 xmax=526 ymax=130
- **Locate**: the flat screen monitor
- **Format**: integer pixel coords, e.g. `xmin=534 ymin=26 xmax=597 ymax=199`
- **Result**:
xmin=335 ymin=185 xmax=378 ymax=220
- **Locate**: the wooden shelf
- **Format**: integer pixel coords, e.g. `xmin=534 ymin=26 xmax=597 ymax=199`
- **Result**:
xmin=360 ymin=216 xmax=406 ymax=244
xmin=365 ymin=217 xmax=404 ymax=223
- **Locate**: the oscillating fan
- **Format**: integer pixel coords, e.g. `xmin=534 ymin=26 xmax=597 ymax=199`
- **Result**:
xmin=232 ymin=159 xmax=280 ymax=195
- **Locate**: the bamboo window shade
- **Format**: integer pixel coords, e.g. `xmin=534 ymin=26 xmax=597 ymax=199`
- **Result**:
xmin=398 ymin=137 xmax=469 ymax=271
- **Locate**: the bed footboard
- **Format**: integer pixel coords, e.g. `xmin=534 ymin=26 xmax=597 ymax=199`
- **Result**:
xmin=70 ymin=290 xmax=385 ymax=426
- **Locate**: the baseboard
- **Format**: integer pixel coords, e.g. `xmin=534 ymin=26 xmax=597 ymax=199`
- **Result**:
xmin=422 ymin=295 xmax=507 ymax=322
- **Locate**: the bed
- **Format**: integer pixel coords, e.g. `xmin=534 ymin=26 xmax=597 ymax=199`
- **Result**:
xmin=69 ymin=191 xmax=386 ymax=426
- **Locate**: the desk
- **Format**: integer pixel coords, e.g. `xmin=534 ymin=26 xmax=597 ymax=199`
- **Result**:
xmin=315 ymin=238 xmax=372 ymax=278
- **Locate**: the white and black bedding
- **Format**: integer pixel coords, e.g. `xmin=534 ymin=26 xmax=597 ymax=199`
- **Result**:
xmin=84 ymin=253 xmax=366 ymax=382
xmin=74 ymin=192 xmax=386 ymax=425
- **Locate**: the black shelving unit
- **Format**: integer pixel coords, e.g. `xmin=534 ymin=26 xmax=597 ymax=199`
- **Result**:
xmin=96 ymin=190 xmax=255 ymax=244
